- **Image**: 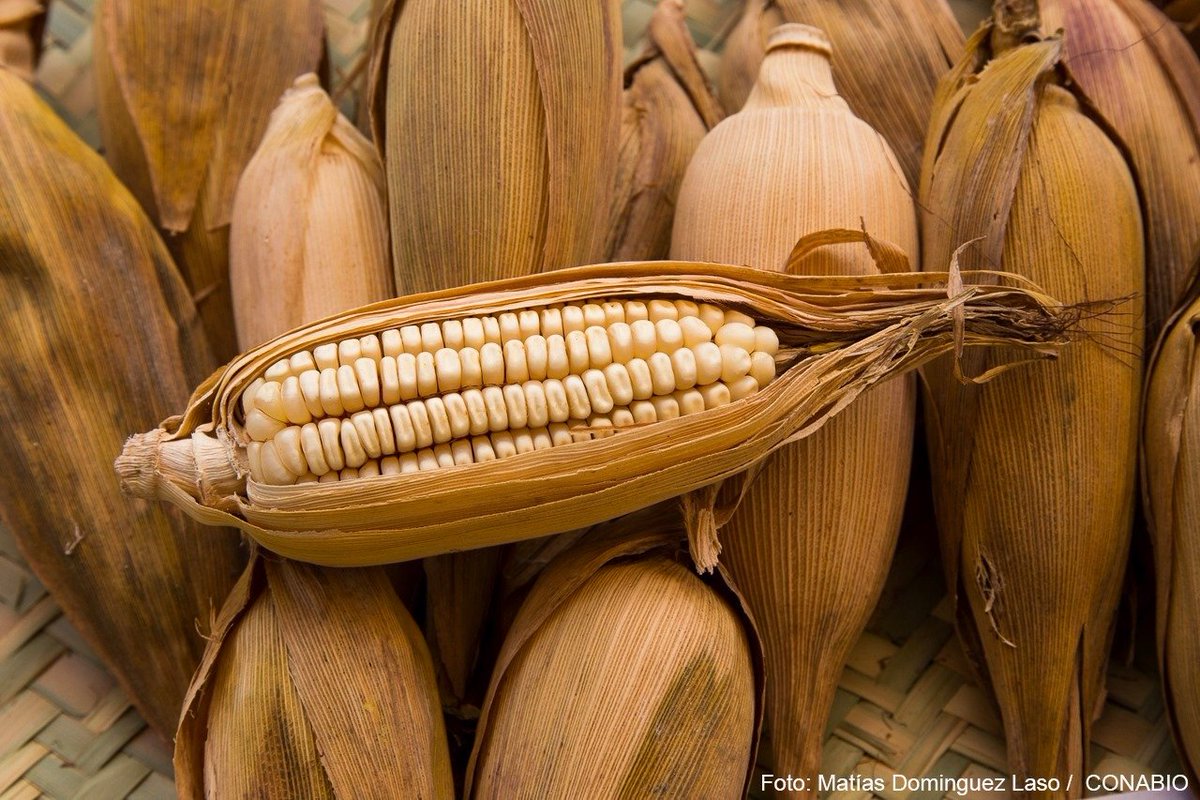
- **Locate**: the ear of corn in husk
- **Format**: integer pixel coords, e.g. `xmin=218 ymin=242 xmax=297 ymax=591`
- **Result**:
xmin=93 ymin=0 xmax=325 ymax=361
xmin=670 ymin=26 xmax=916 ymax=791
xmin=919 ymin=7 xmax=1144 ymax=792
xmin=230 ymin=74 xmax=393 ymax=349
xmin=605 ymin=0 xmax=722 ymax=262
xmin=0 ymin=0 xmax=44 ymax=80
xmin=1040 ymin=0 xmax=1200 ymax=340
xmin=117 ymin=259 xmax=1086 ymax=567
xmin=0 ymin=69 xmax=245 ymax=738
xmin=175 ymin=547 xmax=454 ymax=799
xmin=718 ymin=0 xmax=963 ymax=187
xmin=466 ymin=505 xmax=762 ymax=799
xmin=1143 ymin=266 xmax=1200 ymax=780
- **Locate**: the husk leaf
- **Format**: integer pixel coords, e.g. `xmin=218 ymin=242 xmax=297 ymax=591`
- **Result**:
xmin=117 ymin=257 xmax=1089 ymax=567
xmin=230 ymin=74 xmax=393 ymax=349
xmin=1157 ymin=0 xmax=1200 ymax=53
xmin=0 ymin=70 xmax=245 ymax=738
xmin=176 ymin=548 xmax=454 ymax=798
xmin=919 ymin=19 xmax=1144 ymax=794
xmin=0 ymin=0 xmax=44 ymax=80
xmin=466 ymin=505 xmax=763 ymax=799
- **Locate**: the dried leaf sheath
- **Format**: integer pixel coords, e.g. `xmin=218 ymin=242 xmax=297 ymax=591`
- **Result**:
xmin=0 ymin=70 xmax=245 ymax=738
xmin=117 ymin=260 xmax=1085 ymax=566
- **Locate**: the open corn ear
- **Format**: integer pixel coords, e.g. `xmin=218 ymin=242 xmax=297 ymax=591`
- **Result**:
xmin=117 ymin=258 xmax=1085 ymax=567
xmin=0 ymin=0 xmax=44 ymax=80
xmin=1041 ymin=0 xmax=1200 ymax=339
xmin=670 ymin=25 xmax=916 ymax=792
xmin=175 ymin=547 xmax=454 ymax=799
xmin=93 ymin=0 xmax=324 ymax=361
xmin=718 ymin=0 xmax=963 ymax=187
xmin=919 ymin=11 xmax=1144 ymax=793
xmin=605 ymin=0 xmax=722 ymax=262
xmin=466 ymin=506 xmax=762 ymax=799
xmin=230 ymin=74 xmax=393 ymax=349
xmin=0 ymin=70 xmax=245 ymax=738
xmin=1143 ymin=268 xmax=1200 ymax=779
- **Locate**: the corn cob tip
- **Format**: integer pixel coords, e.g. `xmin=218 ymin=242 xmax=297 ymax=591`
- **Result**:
xmin=116 ymin=429 xmax=240 ymax=506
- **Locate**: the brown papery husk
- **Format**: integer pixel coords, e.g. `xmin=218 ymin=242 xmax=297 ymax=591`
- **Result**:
xmin=670 ymin=25 xmax=916 ymax=794
xmin=1143 ymin=268 xmax=1200 ymax=780
xmin=93 ymin=0 xmax=324 ymax=362
xmin=1041 ymin=0 xmax=1200 ymax=340
xmin=919 ymin=18 xmax=1144 ymax=795
xmin=0 ymin=0 xmax=44 ymax=80
xmin=718 ymin=0 xmax=963 ymax=188
xmin=466 ymin=505 xmax=763 ymax=799
xmin=175 ymin=547 xmax=454 ymax=799
xmin=0 ymin=71 xmax=245 ymax=738
xmin=605 ymin=0 xmax=722 ymax=262
xmin=1156 ymin=0 xmax=1200 ymax=54
xmin=230 ymin=73 xmax=393 ymax=350
xmin=116 ymin=257 xmax=1088 ymax=568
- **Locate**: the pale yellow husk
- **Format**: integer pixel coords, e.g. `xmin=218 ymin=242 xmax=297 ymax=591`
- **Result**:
xmin=0 ymin=0 xmax=42 ymax=80
xmin=230 ymin=74 xmax=393 ymax=349
xmin=467 ymin=507 xmax=761 ymax=799
xmin=919 ymin=16 xmax=1144 ymax=794
xmin=116 ymin=259 xmax=1084 ymax=567
xmin=0 ymin=70 xmax=245 ymax=738
xmin=1041 ymin=0 xmax=1200 ymax=339
xmin=175 ymin=547 xmax=454 ymax=799
xmin=93 ymin=0 xmax=324 ymax=361
xmin=1143 ymin=271 xmax=1200 ymax=779
xmin=670 ymin=26 xmax=915 ymax=793
xmin=718 ymin=0 xmax=963 ymax=187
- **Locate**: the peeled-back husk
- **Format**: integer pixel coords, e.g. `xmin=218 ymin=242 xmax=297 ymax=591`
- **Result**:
xmin=717 ymin=0 xmax=963 ymax=188
xmin=93 ymin=0 xmax=324 ymax=361
xmin=0 ymin=71 xmax=245 ymax=738
xmin=466 ymin=506 xmax=762 ymax=799
xmin=230 ymin=74 xmax=393 ymax=350
xmin=919 ymin=18 xmax=1144 ymax=794
xmin=116 ymin=257 xmax=1088 ymax=567
xmin=670 ymin=25 xmax=915 ymax=792
xmin=0 ymin=0 xmax=44 ymax=80
xmin=605 ymin=0 xmax=722 ymax=261
xmin=1143 ymin=267 xmax=1200 ymax=779
xmin=175 ymin=547 xmax=454 ymax=799
xmin=1041 ymin=0 xmax=1200 ymax=339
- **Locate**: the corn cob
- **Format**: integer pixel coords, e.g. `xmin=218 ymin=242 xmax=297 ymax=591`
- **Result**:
xmin=175 ymin=548 xmax=454 ymax=799
xmin=0 ymin=69 xmax=244 ymax=738
xmin=93 ymin=0 xmax=324 ymax=361
xmin=0 ymin=0 xmax=43 ymax=80
xmin=117 ymin=260 xmax=1084 ymax=566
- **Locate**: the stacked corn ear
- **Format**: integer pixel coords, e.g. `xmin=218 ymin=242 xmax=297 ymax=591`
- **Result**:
xmin=117 ymin=260 xmax=1084 ymax=567
xmin=1041 ymin=0 xmax=1200 ymax=340
xmin=0 ymin=0 xmax=43 ymax=80
xmin=718 ymin=0 xmax=963 ymax=187
xmin=467 ymin=507 xmax=762 ymax=799
xmin=176 ymin=548 xmax=454 ymax=799
xmin=670 ymin=25 xmax=916 ymax=792
xmin=605 ymin=0 xmax=723 ymax=262
xmin=0 ymin=70 xmax=245 ymax=738
xmin=1143 ymin=269 xmax=1200 ymax=779
xmin=367 ymin=0 xmax=622 ymax=708
xmin=230 ymin=74 xmax=393 ymax=350
xmin=919 ymin=11 xmax=1144 ymax=792
xmin=93 ymin=0 xmax=325 ymax=361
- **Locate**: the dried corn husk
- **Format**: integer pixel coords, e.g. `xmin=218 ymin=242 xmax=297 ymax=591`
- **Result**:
xmin=1041 ymin=0 xmax=1200 ymax=339
xmin=670 ymin=26 xmax=916 ymax=791
xmin=93 ymin=0 xmax=324 ymax=362
xmin=718 ymin=0 xmax=963 ymax=187
xmin=175 ymin=547 xmax=454 ymax=799
xmin=0 ymin=0 xmax=43 ymax=80
xmin=605 ymin=0 xmax=722 ymax=262
xmin=230 ymin=74 xmax=393 ymax=349
xmin=117 ymin=258 xmax=1085 ymax=567
xmin=0 ymin=70 xmax=245 ymax=738
xmin=1143 ymin=268 xmax=1200 ymax=779
xmin=1156 ymin=0 xmax=1200 ymax=53
xmin=467 ymin=507 xmax=762 ymax=798
xmin=919 ymin=11 xmax=1144 ymax=791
